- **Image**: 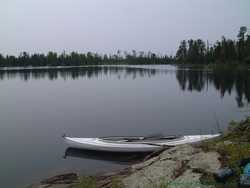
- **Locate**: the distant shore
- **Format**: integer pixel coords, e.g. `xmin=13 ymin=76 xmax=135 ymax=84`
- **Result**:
xmin=0 ymin=63 xmax=249 ymax=73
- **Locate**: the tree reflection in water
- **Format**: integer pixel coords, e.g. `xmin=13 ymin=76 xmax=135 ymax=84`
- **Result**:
xmin=176 ymin=67 xmax=250 ymax=107
xmin=0 ymin=66 xmax=249 ymax=107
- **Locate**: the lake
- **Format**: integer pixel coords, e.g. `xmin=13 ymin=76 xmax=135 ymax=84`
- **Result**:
xmin=0 ymin=65 xmax=249 ymax=188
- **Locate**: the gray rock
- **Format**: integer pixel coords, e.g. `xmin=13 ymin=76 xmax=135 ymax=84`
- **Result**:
xmin=122 ymin=144 xmax=220 ymax=188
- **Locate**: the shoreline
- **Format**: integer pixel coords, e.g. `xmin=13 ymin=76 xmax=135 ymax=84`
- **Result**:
xmin=30 ymin=117 xmax=250 ymax=188
xmin=30 ymin=144 xmax=221 ymax=188
xmin=0 ymin=63 xmax=249 ymax=71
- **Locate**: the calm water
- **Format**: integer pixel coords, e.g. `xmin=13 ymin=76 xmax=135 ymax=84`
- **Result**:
xmin=0 ymin=65 xmax=249 ymax=188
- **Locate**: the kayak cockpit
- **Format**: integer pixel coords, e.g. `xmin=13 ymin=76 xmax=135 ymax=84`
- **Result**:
xmin=100 ymin=135 xmax=183 ymax=143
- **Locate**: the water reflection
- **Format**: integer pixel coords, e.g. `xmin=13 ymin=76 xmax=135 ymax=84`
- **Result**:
xmin=176 ymin=67 xmax=250 ymax=107
xmin=64 ymin=148 xmax=149 ymax=165
xmin=0 ymin=66 xmax=249 ymax=107
xmin=0 ymin=66 xmax=162 ymax=81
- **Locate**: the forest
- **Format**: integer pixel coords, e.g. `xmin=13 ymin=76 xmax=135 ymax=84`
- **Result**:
xmin=175 ymin=26 xmax=250 ymax=64
xmin=0 ymin=26 xmax=249 ymax=67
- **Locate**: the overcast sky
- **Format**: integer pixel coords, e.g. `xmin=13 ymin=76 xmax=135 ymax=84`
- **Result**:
xmin=1 ymin=0 xmax=249 ymax=56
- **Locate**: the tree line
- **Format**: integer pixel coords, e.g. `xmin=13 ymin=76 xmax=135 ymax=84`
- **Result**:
xmin=175 ymin=26 xmax=250 ymax=64
xmin=0 ymin=26 xmax=249 ymax=67
xmin=0 ymin=50 xmax=172 ymax=67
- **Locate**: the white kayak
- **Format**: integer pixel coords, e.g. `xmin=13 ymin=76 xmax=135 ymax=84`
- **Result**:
xmin=63 ymin=134 xmax=220 ymax=152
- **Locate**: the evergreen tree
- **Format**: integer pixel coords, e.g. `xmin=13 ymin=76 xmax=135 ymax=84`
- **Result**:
xmin=237 ymin=26 xmax=247 ymax=61
xmin=176 ymin=40 xmax=187 ymax=62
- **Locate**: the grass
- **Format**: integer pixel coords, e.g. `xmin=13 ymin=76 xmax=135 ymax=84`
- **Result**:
xmin=199 ymin=117 xmax=250 ymax=188
xmin=72 ymin=176 xmax=97 ymax=188
xmin=72 ymin=176 xmax=124 ymax=188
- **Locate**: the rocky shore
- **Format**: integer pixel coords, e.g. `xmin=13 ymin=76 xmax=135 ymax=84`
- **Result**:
xmin=30 ymin=144 xmax=221 ymax=188
xmin=30 ymin=117 xmax=250 ymax=188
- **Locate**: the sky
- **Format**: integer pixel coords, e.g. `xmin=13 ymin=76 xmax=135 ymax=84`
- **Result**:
xmin=0 ymin=0 xmax=249 ymax=56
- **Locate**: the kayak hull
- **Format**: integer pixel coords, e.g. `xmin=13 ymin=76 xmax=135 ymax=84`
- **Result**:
xmin=64 ymin=134 xmax=220 ymax=153
xmin=64 ymin=137 xmax=159 ymax=152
